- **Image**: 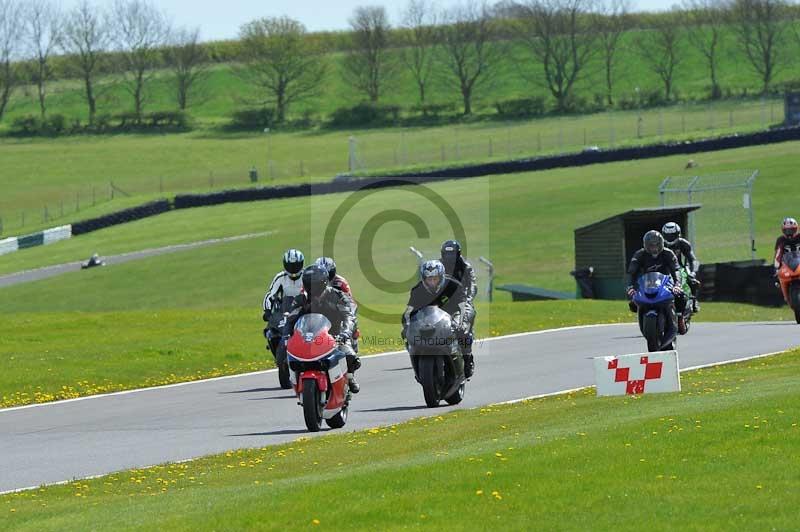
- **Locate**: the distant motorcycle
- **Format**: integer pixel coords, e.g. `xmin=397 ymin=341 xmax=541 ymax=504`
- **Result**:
xmin=286 ymin=313 xmax=352 ymax=432
xmin=265 ymin=296 xmax=295 ymax=389
xmin=406 ymin=306 xmax=466 ymax=408
xmin=777 ymin=250 xmax=800 ymax=324
xmin=676 ymin=267 xmax=696 ymax=335
xmin=632 ymin=272 xmax=679 ymax=352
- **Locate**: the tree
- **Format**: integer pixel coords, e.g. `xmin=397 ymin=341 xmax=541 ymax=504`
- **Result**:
xmin=515 ymin=0 xmax=599 ymax=112
xmin=24 ymin=0 xmax=62 ymax=119
xmin=682 ymin=0 xmax=728 ymax=99
xmin=636 ymin=11 xmax=684 ymax=101
xmin=400 ymin=0 xmax=438 ymax=105
xmin=238 ymin=16 xmax=326 ymax=122
xmin=344 ymin=6 xmax=394 ymax=102
xmin=597 ymin=0 xmax=631 ymax=105
xmin=63 ymin=0 xmax=110 ymax=125
xmin=732 ymin=0 xmax=789 ymax=94
xmin=438 ymin=2 xmax=500 ymax=115
xmin=111 ymin=0 xmax=170 ymax=120
xmin=0 ymin=0 xmax=21 ymax=122
xmin=166 ymin=27 xmax=209 ymax=111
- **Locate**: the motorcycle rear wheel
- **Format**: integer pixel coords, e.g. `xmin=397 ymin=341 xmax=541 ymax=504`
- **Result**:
xmin=419 ymin=356 xmax=442 ymax=408
xmin=302 ymin=379 xmax=323 ymax=432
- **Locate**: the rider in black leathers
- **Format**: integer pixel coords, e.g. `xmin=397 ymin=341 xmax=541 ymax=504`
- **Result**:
xmin=662 ymin=222 xmax=701 ymax=312
xmin=283 ymin=265 xmax=361 ymax=393
xmin=439 ymin=240 xmax=477 ymax=378
xmin=402 ymin=259 xmax=475 ymax=378
xmin=626 ymin=230 xmax=687 ymax=333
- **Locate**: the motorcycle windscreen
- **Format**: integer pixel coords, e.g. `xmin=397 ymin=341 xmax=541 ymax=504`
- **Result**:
xmin=407 ymin=306 xmax=453 ymax=348
xmin=294 ymin=313 xmax=332 ymax=337
xmin=639 ymin=272 xmax=666 ymax=295
xmin=783 ymin=251 xmax=800 ymax=271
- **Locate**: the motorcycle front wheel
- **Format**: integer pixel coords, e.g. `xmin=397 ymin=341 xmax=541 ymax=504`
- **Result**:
xmin=643 ymin=314 xmax=660 ymax=352
xmin=302 ymin=379 xmax=323 ymax=432
xmin=419 ymin=356 xmax=443 ymax=408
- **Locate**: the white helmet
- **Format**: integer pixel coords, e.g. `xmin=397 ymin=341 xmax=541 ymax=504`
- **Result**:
xmin=662 ymin=222 xmax=681 ymax=245
xmin=282 ymin=249 xmax=304 ymax=280
xmin=420 ymin=259 xmax=446 ymax=294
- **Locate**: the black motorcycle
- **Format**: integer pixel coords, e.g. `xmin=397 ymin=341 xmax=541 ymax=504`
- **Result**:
xmin=265 ymin=296 xmax=295 ymax=389
xmin=406 ymin=306 xmax=466 ymax=408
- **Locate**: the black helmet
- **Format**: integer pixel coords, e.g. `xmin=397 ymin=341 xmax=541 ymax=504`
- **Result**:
xmin=283 ymin=249 xmax=304 ymax=280
xmin=302 ymin=265 xmax=328 ymax=298
xmin=661 ymin=222 xmax=681 ymax=245
xmin=643 ymin=230 xmax=664 ymax=258
xmin=420 ymin=259 xmax=446 ymax=295
xmin=440 ymin=239 xmax=462 ymax=273
xmin=314 ymin=257 xmax=336 ymax=281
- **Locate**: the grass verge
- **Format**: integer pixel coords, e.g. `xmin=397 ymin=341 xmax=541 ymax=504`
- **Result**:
xmin=2 ymin=348 xmax=798 ymax=530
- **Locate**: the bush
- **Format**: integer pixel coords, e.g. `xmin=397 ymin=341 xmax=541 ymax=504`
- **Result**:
xmin=10 ymin=115 xmax=41 ymax=135
xmin=228 ymin=107 xmax=276 ymax=130
xmin=328 ymin=103 xmax=402 ymax=128
xmin=494 ymin=97 xmax=546 ymax=119
xmin=411 ymin=103 xmax=456 ymax=118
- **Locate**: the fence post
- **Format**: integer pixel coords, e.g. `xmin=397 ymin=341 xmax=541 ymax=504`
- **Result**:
xmin=92 ymin=187 xmax=96 ymax=206
xmin=60 ymin=200 xmax=64 ymax=218
xmin=209 ymin=172 xmax=214 ymax=189
xmin=44 ymin=206 xmax=49 ymax=223
xmin=21 ymin=211 xmax=25 ymax=228
xmin=440 ymin=144 xmax=445 ymax=162
xmin=488 ymin=137 xmax=493 ymax=157
xmin=537 ymin=131 xmax=542 ymax=152
xmin=348 ymin=136 xmax=357 ymax=173
xmin=299 ymin=160 xmax=305 ymax=177
xmin=159 ymin=176 xmax=163 ymax=193
xmin=76 ymin=191 xmax=80 ymax=212
xmin=0 ymin=215 xmax=3 ymax=235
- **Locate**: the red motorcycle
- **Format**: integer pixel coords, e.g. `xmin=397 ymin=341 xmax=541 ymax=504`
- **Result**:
xmin=778 ymin=250 xmax=800 ymax=324
xmin=286 ymin=313 xmax=352 ymax=432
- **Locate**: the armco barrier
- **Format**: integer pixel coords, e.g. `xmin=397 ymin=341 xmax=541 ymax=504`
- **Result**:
xmin=385 ymin=125 xmax=800 ymax=180
xmin=17 ymin=232 xmax=44 ymax=249
xmin=0 ymin=237 xmax=18 ymax=256
xmin=42 ymin=225 xmax=72 ymax=245
xmin=71 ymin=199 xmax=171 ymax=236
xmin=9 ymin=125 xmax=800 ymax=242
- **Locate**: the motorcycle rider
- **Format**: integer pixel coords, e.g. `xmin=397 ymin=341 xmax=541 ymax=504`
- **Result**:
xmin=262 ymin=249 xmax=305 ymax=353
xmin=626 ymin=230 xmax=687 ymax=333
xmin=402 ymin=259 xmax=475 ymax=379
xmin=314 ymin=256 xmax=360 ymax=353
xmin=774 ymin=217 xmax=800 ymax=272
xmin=283 ymin=265 xmax=361 ymax=393
xmin=662 ymin=222 xmax=701 ymax=312
xmin=439 ymin=240 xmax=477 ymax=378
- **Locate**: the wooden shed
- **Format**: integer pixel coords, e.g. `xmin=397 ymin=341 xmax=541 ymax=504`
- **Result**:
xmin=574 ymin=205 xmax=701 ymax=299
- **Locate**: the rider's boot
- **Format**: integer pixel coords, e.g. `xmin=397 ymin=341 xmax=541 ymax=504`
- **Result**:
xmin=346 ymin=354 xmax=361 ymax=394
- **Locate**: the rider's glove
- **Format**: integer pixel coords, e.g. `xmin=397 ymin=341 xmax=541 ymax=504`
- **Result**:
xmin=626 ymin=286 xmax=636 ymax=298
xmin=671 ymin=285 xmax=683 ymax=295
xmin=336 ymin=332 xmax=351 ymax=344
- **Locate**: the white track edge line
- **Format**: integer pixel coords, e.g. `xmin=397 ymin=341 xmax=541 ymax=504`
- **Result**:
xmin=0 ymin=323 xmax=618 ymax=414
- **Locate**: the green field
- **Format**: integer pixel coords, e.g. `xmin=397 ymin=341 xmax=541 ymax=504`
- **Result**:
xmin=1 ymin=141 xmax=797 ymax=407
xmin=2 ymin=349 xmax=798 ymax=530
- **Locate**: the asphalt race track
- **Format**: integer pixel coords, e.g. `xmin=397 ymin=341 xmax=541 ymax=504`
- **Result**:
xmin=1 ymin=321 xmax=797 ymax=493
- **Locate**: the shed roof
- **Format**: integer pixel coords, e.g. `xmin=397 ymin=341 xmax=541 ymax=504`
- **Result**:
xmin=574 ymin=204 xmax=702 ymax=234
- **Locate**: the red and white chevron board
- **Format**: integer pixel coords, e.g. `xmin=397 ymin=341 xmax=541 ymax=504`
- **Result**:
xmin=593 ymin=351 xmax=681 ymax=397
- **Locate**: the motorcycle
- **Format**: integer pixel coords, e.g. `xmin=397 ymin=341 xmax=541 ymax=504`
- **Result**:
xmin=676 ymin=266 xmax=696 ymax=335
xmin=406 ymin=306 xmax=465 ymax=408
xmin=286 ymin=313 xmax=351 ymax=432
xmin=777 ymin=250 xmax=800 ymax=324
xmin=632 ymin=272 xmax=679 ymax=352
xmin=265 ymin=296 xmax=295 ymax=389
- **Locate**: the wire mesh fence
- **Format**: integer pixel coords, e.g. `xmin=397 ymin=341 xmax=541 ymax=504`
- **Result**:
xmin=659 ymin=170 xmax=758 ymax=263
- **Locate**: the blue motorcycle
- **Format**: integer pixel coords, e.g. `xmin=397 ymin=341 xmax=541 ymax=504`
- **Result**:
xmin=632 ymin=272 xmax=678 ymax=352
